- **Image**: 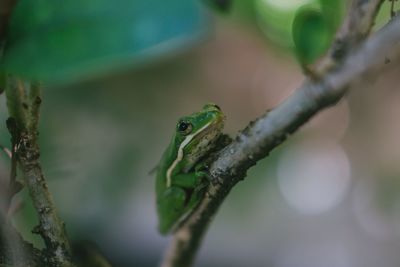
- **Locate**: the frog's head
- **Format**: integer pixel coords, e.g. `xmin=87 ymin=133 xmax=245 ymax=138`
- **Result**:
xmin=174 ymin=103 xmax=225 ymax=171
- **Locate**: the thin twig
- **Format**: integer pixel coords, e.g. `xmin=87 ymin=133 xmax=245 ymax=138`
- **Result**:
xmin=0 ymin=144 xmax=11 ymax=159
xmin=319 ymin=0 xmax=385 ymax=71
xmin=5 ymin=77 xmax=75 ymax=267
xmin=28 ymin=81 xmax=41 ymax=133
xmin=6 ymin=130 xmax=17 ymax=216
xmin=161 ymin=2 xmax=398 ymax=267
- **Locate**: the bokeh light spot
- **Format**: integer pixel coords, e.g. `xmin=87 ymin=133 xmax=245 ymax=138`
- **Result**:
xmin=277 ymin=139 xmax=351 ymax=214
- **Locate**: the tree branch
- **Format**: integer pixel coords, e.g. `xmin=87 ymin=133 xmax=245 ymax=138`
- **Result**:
xmin=5 ymin=77 xmax=75 ymax=267
xmin=161 ymin=2 xmax=400 ymax=267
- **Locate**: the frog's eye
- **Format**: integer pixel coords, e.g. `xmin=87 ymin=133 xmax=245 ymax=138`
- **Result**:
xmin=177 ymin=120 xmax=192 ymax=135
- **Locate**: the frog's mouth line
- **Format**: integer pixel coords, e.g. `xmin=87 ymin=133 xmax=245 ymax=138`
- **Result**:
xmin=191 ymin=117 xmax=224 ymax=142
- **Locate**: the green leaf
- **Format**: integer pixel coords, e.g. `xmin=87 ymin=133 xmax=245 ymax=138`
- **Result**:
xmin=292 ymin=5 xmax=332 ymax=65
xmin=1 ymin=0 xmax=209 ymax=84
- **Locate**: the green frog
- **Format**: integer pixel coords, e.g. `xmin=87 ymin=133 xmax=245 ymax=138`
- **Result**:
xmin=155 ymin=103 xmax=225 ymax=234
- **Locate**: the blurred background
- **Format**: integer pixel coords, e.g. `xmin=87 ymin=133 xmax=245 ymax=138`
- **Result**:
xmin=1 ymin=0 xmax=400 ymax=266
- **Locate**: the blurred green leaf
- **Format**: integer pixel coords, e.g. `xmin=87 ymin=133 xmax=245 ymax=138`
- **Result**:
xmin=255 ymin=0 xmax=344 ymax=65
xmin=255 ymin=0 xmax=299 ymax=48
xmin=1 ymin=0 xmax=209 ymax=84
xmin=292 ymin=5 xmax=333 ymax=65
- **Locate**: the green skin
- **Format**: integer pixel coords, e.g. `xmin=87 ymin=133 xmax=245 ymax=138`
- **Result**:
xmin=156 ymin=104 xmax=225 ymax=235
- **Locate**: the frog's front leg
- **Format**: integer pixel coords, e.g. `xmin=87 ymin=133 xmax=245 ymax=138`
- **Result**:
xmin=171 ymin=171 xmax=207 ymax=189
xmin=194 ymin=163 xmax=213 ymax=182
